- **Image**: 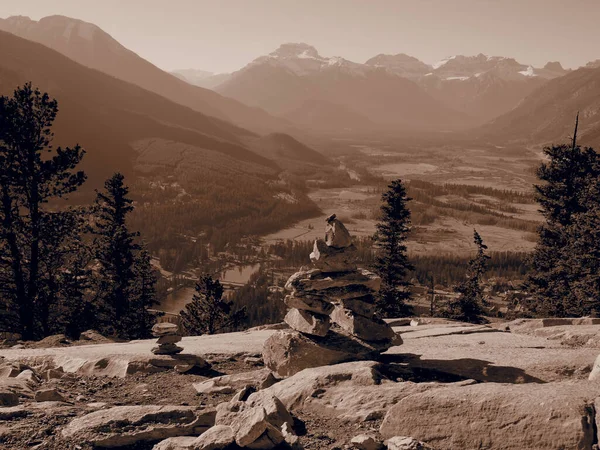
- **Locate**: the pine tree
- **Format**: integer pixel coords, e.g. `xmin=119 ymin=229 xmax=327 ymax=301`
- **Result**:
xmin=442 ymin=230 xmax=490 ymax=323
xmin=526 ymin=117 xmax=600 ymax=316
xmin=373 ymin=179 xmax=413 ymax=317
xmin=90 ymin=173 xmax=141 ymax=338
xmin=128 ymin=246 xmax=159 ymax=338
xmin=180 ymin=274 xmax=246 ymax=335
xmin=39 ymin=207 xmax=92 ymax=338
xmin=0 ymin=83 xmax=86 ymax=340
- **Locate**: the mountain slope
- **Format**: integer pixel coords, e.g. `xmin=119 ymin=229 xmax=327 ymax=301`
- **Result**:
xmin=367 ymin=53 xmax=568 ymax=124
xmin=0 ymin=15 xmax=289 ymax=134
xmin=0 ymin=30 xmax=281 ymax=184
xmin=0 ymin=30 xmax=324 ymax=256
xmin=216 ymin=43 xmax=469 ymax=132
xmin=479 ymin=67 xmax=600 ymax=146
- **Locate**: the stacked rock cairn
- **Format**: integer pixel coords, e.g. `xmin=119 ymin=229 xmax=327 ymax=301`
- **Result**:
xmin=263 ymin=214 xmax=402 ymax=376
xmin=151 ymin=322 xmax=183 ymax=355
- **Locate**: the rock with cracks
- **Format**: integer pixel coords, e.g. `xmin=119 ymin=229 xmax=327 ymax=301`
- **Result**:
xmin=263 ymin=329 xmax=382 ymax=377
xmin=61 ymin=405 xmax=215 ymax=447
xmin=380 ymin=381 xmax=600 ymax=450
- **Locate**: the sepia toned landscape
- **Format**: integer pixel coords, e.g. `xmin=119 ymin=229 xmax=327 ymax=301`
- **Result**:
xmin=1 ymin=1 xmax=600 ymax=449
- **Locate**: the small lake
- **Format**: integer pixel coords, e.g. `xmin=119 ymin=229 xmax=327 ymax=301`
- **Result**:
xmin=157 ymin=263 xmax=261 ymax=314
xmin=219 ymin=263 xmax=261 ymax=285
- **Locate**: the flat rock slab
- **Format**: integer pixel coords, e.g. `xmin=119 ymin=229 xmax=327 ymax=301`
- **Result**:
xmin=396 ymin=324 xmax=500 ymax=339
xmin=260 ymin=360 xmax=475 ymax=423
xmin=152 ymin=436 xmax=198 ymax=450
xmin=380 ymin=381 xmax=600 ymax=450
xmin=393 ymin=324 xmax=598 ymax=383
xmin=193 ymin=368 xmax=277 ymax=394
xmin=505 ymin=318 xmax=600 ymax=334
xmin=1 ymin=330 xmax=276 ymax=377
xmin=61 ymin=405 xmax=215 ymax=447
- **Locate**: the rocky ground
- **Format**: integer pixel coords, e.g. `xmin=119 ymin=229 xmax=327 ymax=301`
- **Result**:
xmin=2 ymin=318 xmax=600 ymax=449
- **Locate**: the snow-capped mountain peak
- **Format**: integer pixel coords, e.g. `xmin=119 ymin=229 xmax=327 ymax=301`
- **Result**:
xmin=244 ymin=43 xmax=370 ymax=77
xmin=270 ymin=43 xmax=321 ymax=60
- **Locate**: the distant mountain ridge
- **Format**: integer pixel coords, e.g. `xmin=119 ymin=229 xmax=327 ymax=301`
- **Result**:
xmin=210 ymin=43 xmax=586 ymax=130
xmin=216 ymin=43 xmax=469 ymax=132
xmin=0 ymin=15 xmax=290 ymax=134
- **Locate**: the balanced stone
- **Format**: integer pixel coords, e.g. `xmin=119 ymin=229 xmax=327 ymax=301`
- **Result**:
xmin=263 ymin=214 xmax=401 ymax=376
xmin=284 ymin=308 xmax=330 ymax=337
xmin=325 ymin=214 xmax=353 ymax=248
xmin=334 ymin=296 xmax=378 ymax=318
xmin=157 ymin=334 xmax=182 ymax=345
xmin=284 ymin=294 xmax=334 ymax=315
xmin=310 ymin=239 xmax=358 ymax=272
xmin=152 ymin=322 xmax=179 ymax=337
xmin=331 ymin=306 xmax=396 ymax=342
xmin=287 ymin=269 xmax=381 ymax=293
xmin=152 ymin=343 xmax=184 ymax=355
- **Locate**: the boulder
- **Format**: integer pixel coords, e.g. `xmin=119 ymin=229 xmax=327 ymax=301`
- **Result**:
xmin=261 ymin=361 xmax=474 ymax=423
xmin=245 ymin=422 xmax=284 ymax=449
xmin=234 ymin=406 xmax=269 ymax=447
xmin=79 ymin=329 xmax=112 ymax=343
xmin=34 ymin=334 xmax=70 ymax=348
xmin=35 ymin=388 xmax=66 ymax=403
xmin=247 ymin=391 xmax=294 ymax=429
xmin=331 ymin=307 xmax=395 ymax=342
xmin=152 ymin=436 xmax=198 ymax=450
xmin=0 ymin=391 xmax=19 ymax=407
xmin=351 ymin=434 xmax=383 ymax=450
xmin=193 ymin=368 xmax=278 ymax=394
xmin=281 ymin=422 xmax=299 ymax=446
xmin=42 ymin=367 xmax=65 ymax=381
xmin=61 ymin=405 xmax=215 ymax=447
xmin=385 ymin=436 xmax=434 ymax=450
xmin=193 ymin=424 xmax=235 ymax=450
xmin=15 ymin=369 xmax=40 ymax=386
xmin=148 ymin=354 xmax=210 ymax=374
xmin=284 ymin=294 xmax=334 ymax=315
xmin=262 ymin=329 xmax=380 ymax=377
xmin=325 ymin=215 xmax=353 ymax=248
xmin=0 ymin=376 xmax=35 ymax=399
xmin=284 ymin=308 xmax=331 ymax=337
xmin=590 ymin=353 xmax=600 ymax=380
xmin=380 ymin=381 xmax=600 ymax=450
xmin=0 ymin=363 xmax=23 ymax=378
xmin=0 ymin=405 xmax=27 ymax=420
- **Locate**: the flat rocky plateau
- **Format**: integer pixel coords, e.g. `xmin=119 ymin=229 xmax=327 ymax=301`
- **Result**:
xmin=2 ymin=318 xmax=600 ymax=449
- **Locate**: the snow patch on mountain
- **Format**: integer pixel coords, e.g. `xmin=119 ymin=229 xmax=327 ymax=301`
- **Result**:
xmin=432 ymin=56 xmax=457 ymax=69
xmin=518 ymin=66 xmax=537 ymax=77
xmin=446 ymin=76 xmax=471 ymax=81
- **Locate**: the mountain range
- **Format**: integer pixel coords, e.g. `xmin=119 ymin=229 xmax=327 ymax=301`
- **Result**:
xmin=2 ymin=14 xmax=600 ymax=148
xmin=215 ymin=43 xmax=469 ymax=132
xmin=0 ymin=15 xmax=291 ymax=134
xmin=174 ymin=44 xmax=576 ymax=130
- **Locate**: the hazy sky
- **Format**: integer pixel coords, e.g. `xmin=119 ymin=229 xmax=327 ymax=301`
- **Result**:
xmin=1 ymin=0 xmax=599 ymax=73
